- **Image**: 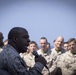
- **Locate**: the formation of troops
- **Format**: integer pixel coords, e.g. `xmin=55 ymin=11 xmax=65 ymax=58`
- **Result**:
xmin=0 ymin=30 xmax=76 ymax=75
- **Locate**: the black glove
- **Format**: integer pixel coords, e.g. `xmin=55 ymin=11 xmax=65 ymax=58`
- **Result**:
xmin=50 ymin=67 xmax=62 ymax=75
xmin=35 ymin=55 xmax=47 ymax=66
xmin=72 ymin=70 xmax=76 ymax=75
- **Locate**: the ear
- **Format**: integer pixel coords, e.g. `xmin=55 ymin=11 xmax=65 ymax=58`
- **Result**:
xmin=12 ymin=36 xmax=18 ymax=43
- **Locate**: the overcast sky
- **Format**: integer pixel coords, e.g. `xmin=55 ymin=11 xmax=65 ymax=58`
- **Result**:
xmin=0 ymin=0 xmax=76 ymax=46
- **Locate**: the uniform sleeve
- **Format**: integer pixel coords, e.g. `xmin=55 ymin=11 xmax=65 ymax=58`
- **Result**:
xmin=49 ymin=55 xmax=60 ymax=73
xmin=49 ymin=60 xmax=57 ymax=73
xmin=7 ymin=56 xmax=44 ymax=75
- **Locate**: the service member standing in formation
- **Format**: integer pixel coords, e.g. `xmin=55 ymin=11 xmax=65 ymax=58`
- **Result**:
xmin=50 ymin=36 xmax=65 ymax=67
xmin=37 ymin=37 xmax=51 ymax=75
xmin=23 ymin=41 xmax=38 ymax=69
xmin=49 ymin=38 xmax=76 ymax=75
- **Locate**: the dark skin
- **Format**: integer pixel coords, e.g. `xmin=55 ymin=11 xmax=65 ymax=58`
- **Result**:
xmin=0 ymin=32 xmax=4 ymax=48
xmin=0 ymin=40 xmax=4 ymax=48
xmin=8 ymin=28 xmax=30 ymax=53
xmin=8 ymin=27 xmax=47 ymax=70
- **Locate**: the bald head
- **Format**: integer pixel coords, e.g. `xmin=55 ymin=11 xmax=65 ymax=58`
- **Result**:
xmin=55 ymin=36 xmax=64 ymax=50
xmin=56 ymin=36 xmax=64 ymax=42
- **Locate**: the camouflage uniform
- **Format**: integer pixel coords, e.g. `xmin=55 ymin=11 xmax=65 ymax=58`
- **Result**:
xmin=49 ymin=50 xmax=76 ymax=75
xmin=37 ymin=49 xmax=51 ymax=75
xmin=23 ymin=53 xmax=35 ymax=69
xmin=50 ymin=48 xmax=65 ymax=67
xmin=20 ymin=52 xmax=27 ymax=58
xmin=0 ymin=44 xmax=44 ymax=75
